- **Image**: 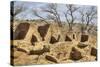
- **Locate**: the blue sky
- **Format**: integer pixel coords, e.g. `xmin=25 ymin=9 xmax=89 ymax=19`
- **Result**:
xmin=13 ymin=1 xmax=97 ymax=24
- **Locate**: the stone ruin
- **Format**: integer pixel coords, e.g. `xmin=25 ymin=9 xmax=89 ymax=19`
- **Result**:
xmin=13 ymin=23 xmax=30 ymax=40
xmin=50 ymin=35 xmax=60 ymax=44
xmin=81 ymin=35 xmax=89 ymax=42
xmin=38 ymin=24 xmax=50 ymax=41
xmin=65 ymin=35 xmax=72 ymax=41
xmin=31 ymin=35 xmax=38 ymax=46
xmin=11 ymin=22 xmax=97 ymax=65
xmin=13 ymin=22 xmax=91 ymax=44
